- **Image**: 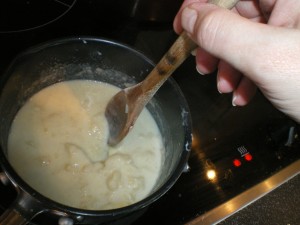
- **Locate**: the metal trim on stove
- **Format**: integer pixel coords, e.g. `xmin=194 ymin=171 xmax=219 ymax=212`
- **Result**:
xmin=186 ymin=159 xmax=300 ymax=225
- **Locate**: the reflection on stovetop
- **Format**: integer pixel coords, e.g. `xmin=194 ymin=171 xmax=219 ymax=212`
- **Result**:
xmin=0 ymin=0 xmax=77 ymax=33
xmin=1 ymin=1 xmax=300 ymax=225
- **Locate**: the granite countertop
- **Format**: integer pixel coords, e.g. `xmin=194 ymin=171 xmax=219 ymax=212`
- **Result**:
xmin=219 ymin=173 xmax=300 ymax=225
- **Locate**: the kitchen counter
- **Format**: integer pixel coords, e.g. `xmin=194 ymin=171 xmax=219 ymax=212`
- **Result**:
xmin=219 ymin=173 xmax=300 ymax=225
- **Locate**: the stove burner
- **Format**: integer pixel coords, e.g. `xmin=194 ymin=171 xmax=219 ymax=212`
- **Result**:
xmin=0 ymin=0 xmax=76 ymax=33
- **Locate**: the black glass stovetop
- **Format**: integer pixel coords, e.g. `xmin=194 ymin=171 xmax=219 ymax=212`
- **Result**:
xmin=0 ymin=1 xmax=300 ymax=225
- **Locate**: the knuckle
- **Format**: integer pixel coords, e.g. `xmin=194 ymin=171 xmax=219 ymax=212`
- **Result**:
xmin=194 ymin=8 xmax=227 ymax=51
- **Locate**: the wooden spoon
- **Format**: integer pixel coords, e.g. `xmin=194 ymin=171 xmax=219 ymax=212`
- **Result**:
xmin=105 ymin=0 xmax=240 ymax=146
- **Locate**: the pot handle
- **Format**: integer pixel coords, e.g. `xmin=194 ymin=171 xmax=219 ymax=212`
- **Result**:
xmin=0 ymin=191 xmax=44 ymax=225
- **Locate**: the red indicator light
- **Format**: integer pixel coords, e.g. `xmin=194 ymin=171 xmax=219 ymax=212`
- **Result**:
xmin=244 ymin=153 xmax=253 ymax=162
xmin=233 ymin=159 xmax=242 ymax=167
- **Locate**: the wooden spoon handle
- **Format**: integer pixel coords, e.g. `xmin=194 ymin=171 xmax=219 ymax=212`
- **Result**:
xmin=141 ymin=0 xmax=239 ymax=94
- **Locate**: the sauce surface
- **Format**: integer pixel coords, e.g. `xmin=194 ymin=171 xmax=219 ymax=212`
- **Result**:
xmin=8 ymin=80 xmax=163 ymax=210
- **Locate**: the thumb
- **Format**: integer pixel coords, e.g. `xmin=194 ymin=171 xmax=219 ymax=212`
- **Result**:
xmin=181 ymin=3 xmax=257 ymax=74
xmin=181 ymin=3 xmax=299 ymax=81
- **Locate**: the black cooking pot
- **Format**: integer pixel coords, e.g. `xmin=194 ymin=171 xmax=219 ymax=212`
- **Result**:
xmin=0 ymin=37 xmax=192 ymax=224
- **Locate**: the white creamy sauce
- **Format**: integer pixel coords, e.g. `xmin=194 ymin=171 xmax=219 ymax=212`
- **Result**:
xmin=8 ymin=80 xmax=163 ymax=210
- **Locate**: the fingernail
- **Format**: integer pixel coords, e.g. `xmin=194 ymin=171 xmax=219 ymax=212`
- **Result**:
xmin=232 ymin=93 xmax=237 ymax=106
xmin=217 ymin=82 xmax=222 ymax=94
xmin=191 ymin=49 xmax=197 ymax=56
xmin=181 ymin=7 xmax=198 ymax=33
xmin=196 ymin=66 xmax=205 ymax=75
xmin=217 ymin=73 xmax=222 ymax=94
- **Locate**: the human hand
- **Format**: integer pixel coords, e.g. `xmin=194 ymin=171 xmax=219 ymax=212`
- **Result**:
xmin=173 ymin=0 xmax=300 ymax=123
